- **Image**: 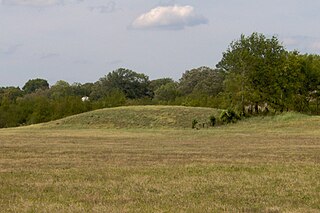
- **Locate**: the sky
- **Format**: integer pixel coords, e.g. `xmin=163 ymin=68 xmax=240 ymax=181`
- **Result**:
xmin=1 ymin=0 xmax=320 ymax=87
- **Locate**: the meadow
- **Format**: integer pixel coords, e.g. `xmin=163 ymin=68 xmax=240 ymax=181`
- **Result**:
xmin=0 ymin=106 xmax=319 ymax=212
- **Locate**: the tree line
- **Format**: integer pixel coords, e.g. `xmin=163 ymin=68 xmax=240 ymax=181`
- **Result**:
xmin=1 ymin=32 xmax=320 ymax=128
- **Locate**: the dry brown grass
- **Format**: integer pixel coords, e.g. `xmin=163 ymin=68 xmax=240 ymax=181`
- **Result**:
xmin=0 ymin=112 xmax=320 ymax=212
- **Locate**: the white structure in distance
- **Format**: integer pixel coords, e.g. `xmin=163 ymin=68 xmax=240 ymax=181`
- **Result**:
xmin=81 ymin=96 xmax=90 ymax=102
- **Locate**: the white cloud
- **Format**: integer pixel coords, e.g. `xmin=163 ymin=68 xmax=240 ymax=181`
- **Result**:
xmin=131 ymin=5 xmax=208 ymax=30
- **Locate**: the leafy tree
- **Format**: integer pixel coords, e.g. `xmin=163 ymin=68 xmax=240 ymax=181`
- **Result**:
xmin=179 ymin=66 xmax=225 ymax=96
xmin=0 ymin=102 xmax=23 ymax=127
xmin=49 ymin=80 xmax=73 ymax=99
xmin=149 ymin=78 xmax=175 ymax=96
xmin=90 ymin=81 xmax=107 ymax=100
xmin=27 ymin=96 xmax=52 ymax=124
xmin=217 ymin=32 xmax=287 ymax=112
xmin=22 ymin=78 xmax=49 ymax=94
xmin=100 ymin=89 xmax=126 ymax=108
xmin=154 ymin=82 xmax=179 ymax=103
xmin=70 ymin=82 xmax=94 ymax=97
xmin=98 ymin=68 xmax=151 ymax=99
xmin=0 ymin=87 xmax=23 ymax=103
xmin=298 ymin=54 xmax=320 ymax=113
xmin=50 ymin=96 xmax=90 ymax=120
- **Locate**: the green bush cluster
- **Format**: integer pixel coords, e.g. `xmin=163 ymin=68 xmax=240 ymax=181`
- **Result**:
xmin=191 ymin=111 xmax=243 ymax=129
xmin=220 ymin=109 xmax=241 ymax=124
xmin=192 ymin=119 xmax=198 ymax=129
xmin=209 ymin=115 xmax=216 ymax=126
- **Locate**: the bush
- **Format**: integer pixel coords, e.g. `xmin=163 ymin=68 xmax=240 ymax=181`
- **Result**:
xmin=209 ymin=115 xmax=216 ymax=126
xmin=192 ymin=119 xmax=198 ymax=129
xmin=220 ymin=109 xmax=240 ymax=124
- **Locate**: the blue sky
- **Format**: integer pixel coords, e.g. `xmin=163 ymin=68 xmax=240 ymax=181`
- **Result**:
xmin=1 ymin=0 xmax=320 ymax=87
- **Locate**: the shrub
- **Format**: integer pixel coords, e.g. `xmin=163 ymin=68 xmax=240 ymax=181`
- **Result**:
xmin=220 ymin=109 xmax=240 ymax=124
xmin=209 ymin=115 xmax=216 ymax=126
xmin=192 ymin=119 xmax=198 ymax=129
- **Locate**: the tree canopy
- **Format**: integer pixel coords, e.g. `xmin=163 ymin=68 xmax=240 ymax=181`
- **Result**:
xmin=179 ymin=66 xmax=225 ymax=96
xmin=97 ymin=68 xmax=151 ymax=99
xmin=22 ymin=78 xmax=49 ymax=94
xmin=217 ymin=33 xmax=288 ymax=111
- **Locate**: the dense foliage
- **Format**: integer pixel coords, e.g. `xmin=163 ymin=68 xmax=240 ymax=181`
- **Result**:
xmin=217 ymin=33 xmax=320 ymax=114
xmin=1 ymin=33 xmax=320 ymax=128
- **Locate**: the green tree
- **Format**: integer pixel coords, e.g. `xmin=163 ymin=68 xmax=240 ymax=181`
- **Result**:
xmin=154 ymin=82 xmax=179 ymax=103
xmin=0 ymin=87 xmax=23 ymax=103
xmin=22 ymin=78 xmax=49 ymax=94
xmin=49 ymin=80 xmax=73 ymax=99
xmin=27 ymin=96 xmax=52 ymax=124
xmin=50 ymin=96 xmax=90 ymax=120
xmin=70 ymin=82 xmax=94 ymax=97
xmin=98 ymin=68 xmax=151 ymax=99
xmin=0 ymin=102 xmax=23 ymax=128
xmin=217 ymin=32 xmax=287 ymax=112
xmin=179 ymin=66 xmax=225 ymax=96
xmin=298 ymin=54 xmax=320 ymax=113
xmin=149 ymin=78 xmax=175 ymax=96
xmin=99 ymin=89 xmax=126 ymax=108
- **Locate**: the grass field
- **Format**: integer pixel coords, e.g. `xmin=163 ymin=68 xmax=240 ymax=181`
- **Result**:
xmin=0 ymin=106 xmax=320 ymax=212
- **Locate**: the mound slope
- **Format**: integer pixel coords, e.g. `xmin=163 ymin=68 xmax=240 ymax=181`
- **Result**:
xmin=43 ymin=105 xmax=221 ymax=129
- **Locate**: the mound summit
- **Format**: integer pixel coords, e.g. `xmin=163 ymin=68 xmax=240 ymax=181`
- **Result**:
xmin=43 ymin=105 xmax=221 ymax=129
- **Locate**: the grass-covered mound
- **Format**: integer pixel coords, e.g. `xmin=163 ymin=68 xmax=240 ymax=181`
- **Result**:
xmin=42 ymin=105 xmax=221 ymax=129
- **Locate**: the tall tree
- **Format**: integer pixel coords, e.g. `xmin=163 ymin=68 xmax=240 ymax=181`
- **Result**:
xmin=154 ymin=82 xmax=179 ymax=103
xmin=98 ymin=68 xmax=151 ymax=99
xmin=22 ymin=78 xmax=49 ymax=94
xmin=179 ymin=66 xmax=225 ymax=96
xmin=149 ymin=78 xmax=175 ymax=97
xmin=217 ymin=32 xmax=287 ymax=112
xmin=49 ymin=80 xmax=72 ymax=99
xmin=298 ymin=54 xmax=320 ymax=113
xmin=0 ymin=87 xmax=23 ymax=103
xmin=149 ymin=78 xmax=175 ymax=90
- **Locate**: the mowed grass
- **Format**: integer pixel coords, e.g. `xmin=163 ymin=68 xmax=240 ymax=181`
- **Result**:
xmin=0 ymin=107 xmax=320 ymax=212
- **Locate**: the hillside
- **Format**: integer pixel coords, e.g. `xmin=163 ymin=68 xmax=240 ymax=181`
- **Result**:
xmin=41 ymin=105 xmax=222 ymax=129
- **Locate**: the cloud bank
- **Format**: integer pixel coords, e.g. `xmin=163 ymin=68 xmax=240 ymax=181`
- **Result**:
xmin=131 ymin=5 xmax=208 ymax=30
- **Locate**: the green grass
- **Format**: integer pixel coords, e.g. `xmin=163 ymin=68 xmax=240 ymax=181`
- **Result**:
xmin=0 ymin=106 xmax=320 ymax=212
xmin=42 ymin=105 xmax=221 ymax=129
